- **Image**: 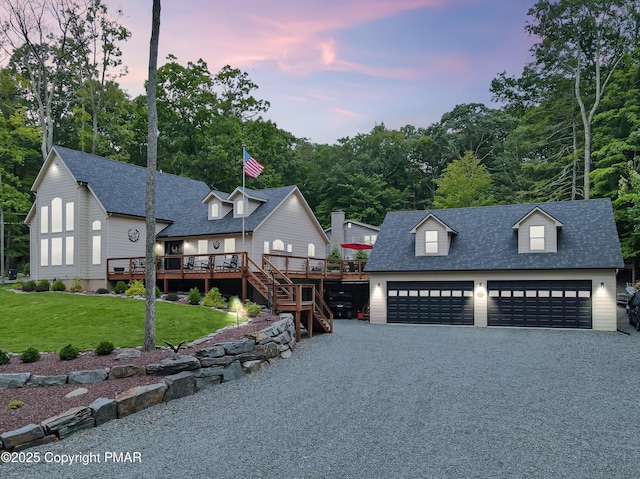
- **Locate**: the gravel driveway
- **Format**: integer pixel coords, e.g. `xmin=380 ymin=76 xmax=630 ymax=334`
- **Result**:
xmin=3 ymin=306 xmax=640 ymax=479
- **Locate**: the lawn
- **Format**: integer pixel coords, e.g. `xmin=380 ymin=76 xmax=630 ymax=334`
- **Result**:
xmin=0 ymin=286 xmax=240 ymax=353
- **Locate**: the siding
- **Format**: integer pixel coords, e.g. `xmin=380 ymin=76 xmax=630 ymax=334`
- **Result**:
xmin=369 ymin=269 xmax=617 ymax=331
xmin=517 ymin=210 xmax=558 ymax=253
xmin=414 ymin=217 xmax=450 ymax=256
xmin=326 ymin=222 xmax=379 ymax=257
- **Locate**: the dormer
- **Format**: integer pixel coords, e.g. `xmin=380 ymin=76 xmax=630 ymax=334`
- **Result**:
xmin=512 ymin=206 xmax=563 ymax=253
xmin=202 ymin=191 xmax=233 ymax=220
xmin=410 ymin=213 xmax=457 ymax=256
xmin=228 ymin=187 xmax=267 ymax=218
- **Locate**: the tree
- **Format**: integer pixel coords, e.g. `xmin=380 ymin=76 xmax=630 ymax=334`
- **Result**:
xmin=144 ymin=0 xmax=160 ymax=353
xmin=524 ymin=0 xmax=640 ymax=198
xmin=433 ymin=151 xmax=494 ymax=209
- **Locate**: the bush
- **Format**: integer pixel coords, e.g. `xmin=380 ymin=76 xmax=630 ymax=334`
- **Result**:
xmin=12 ymin=280 xmax=23 ymax=290
xmin=35 ymin=279 xmax=50 ymax=292
xmin=354 ymin=250 xmax=369 ymax=260
xmin=164 ymin=292 xmax=180 ymax=302
xmin=96 ymin=287 xmax=109 ymax=294
xmin=202 ymin=287 xmax=226 ymax=308
xmin=51 ymin=279 xmax=66 ymax=291
xmin=69 ymin=276 xmax=83 ymax=293
xmin=7 ymin=400 xmax=25 ymax=410
xmin=59 ymin=344 xmax=79 ymax=361
xmin=21 ymin=280 xmax=36 ymax=292
xmin=20 ymin=347 xmax=41 ymax=363
xmin=328 ymin=245 xmax=342 ymax=260
xmin=244 ymin=300 xmax=262 ymax=317
xmin=125 ymin=280 xmax=145 ymax=297
xmin=95 ymin=341 xmax=115 ymax=356
xmin=187 ymin=287 xmax=201 ymax=305
xmin=22 ymin=263 xmax=30 ymax=276
xmin=0 ymin=350 xmax=10 ymax=365
xmin=155 ymin=285 xmax=161 ymax=298
xmin=113 ymin=281 xmax=127 ymax=294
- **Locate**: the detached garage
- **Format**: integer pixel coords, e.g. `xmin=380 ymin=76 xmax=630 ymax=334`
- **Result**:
xmin=365 ymin=199 xmax=624 ymax=331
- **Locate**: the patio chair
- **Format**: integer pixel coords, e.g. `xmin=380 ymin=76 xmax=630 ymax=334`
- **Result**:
xmin=185 ymin=256 xmax=195 ymax=270
xmin=132 ymin=259 xmax=145 ymax=271
xmin=223 ymin=254 xmax=239 ymax=269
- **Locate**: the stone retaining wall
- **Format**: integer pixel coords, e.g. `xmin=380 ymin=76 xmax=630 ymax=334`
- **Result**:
xmin=0 ymin=315 xmax=297 ymax=452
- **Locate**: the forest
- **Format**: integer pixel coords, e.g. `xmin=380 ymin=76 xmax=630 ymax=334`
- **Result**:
xmin=0 ymin=0 xmax=639 ymax=278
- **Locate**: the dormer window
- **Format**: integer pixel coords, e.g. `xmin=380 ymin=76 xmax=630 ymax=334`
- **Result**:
xmin=425 ymin=230 xmax=438 ymax=253
xmin=236 ymin=199 xmax=244 ymax=216
xmin=210 ymin=203 xmax=219 ymax=218
xmin=530 ymin=226 xmax=545 ymax=251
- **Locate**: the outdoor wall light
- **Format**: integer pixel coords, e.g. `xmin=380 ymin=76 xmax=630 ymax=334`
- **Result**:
xmin=377 ymin=282 xmax=381 ymax=287
xmin=600 ymin=282 xmax=605 ymax=288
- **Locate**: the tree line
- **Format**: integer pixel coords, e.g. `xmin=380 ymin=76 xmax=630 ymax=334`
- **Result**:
xmin=0 ymin=0 xmax=638 ymax=278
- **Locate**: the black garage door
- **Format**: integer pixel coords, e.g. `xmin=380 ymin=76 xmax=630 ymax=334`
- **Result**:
xmin=387 ymin=281 xmax=474 ymax=325
xmin=487 ymin=280 xmax=592 ymax=329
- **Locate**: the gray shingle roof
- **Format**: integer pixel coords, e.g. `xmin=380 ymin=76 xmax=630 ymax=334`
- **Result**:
xmin=365 ymin=199 xmax=624 ymax=272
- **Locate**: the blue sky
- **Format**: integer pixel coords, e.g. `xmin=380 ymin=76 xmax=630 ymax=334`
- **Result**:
xmin=105 ymin=0 xmax=536 ymax=144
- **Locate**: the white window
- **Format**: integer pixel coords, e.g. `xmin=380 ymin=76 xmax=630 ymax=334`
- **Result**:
xmin=273 ymin=239 xmax=284 ymax=251
xmin=308 ymin=243 xmax=316 ymax=257
xmin=210 ymin=202 xmax=219 ymax=218
xmin=224 ymin=238 xmax=235 ymax=254
xmin=51 ymin=197 xmax=63 ymax=233
xmin=530 ymin=225 xmax=545 ymax=251
xmin=65 ymin=202 xmax=74 ymax=231
xmin=92 ymin=220 xmax=101 ymax=231
xmin=364 ymin=234 xmax=377 ymax=244
xmin=51 ymin=237 xmax=63 ymax=265
xmin=65 ymin=236 xmax=74 ymax=265
xmin=425 ymin=230 xmax=438 ymax=254
xmin=92 ymin=235 xmax=101 ymax=265
xmin=40 ymin=239 xmax=48 ymax=266
xmin=41 ymin=206 xmax=49 ymax=233
xmin=264 ymin=241 xmax=270 ymax=254
xmin=236 ymin=199 xmax=244 ymax=216
xmin=287 ymin=244 xmax=293 ymax=253
xmin=198 ymin=239 xmax=208 ymax=254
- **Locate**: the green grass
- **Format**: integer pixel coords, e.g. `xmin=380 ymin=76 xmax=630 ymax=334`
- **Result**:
xmin=0 ymin=286 xmax=240 ymax=353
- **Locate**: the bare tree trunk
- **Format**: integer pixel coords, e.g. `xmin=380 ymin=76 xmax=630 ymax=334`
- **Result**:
xmin=144 ymin=0 xmax=160 ymax=352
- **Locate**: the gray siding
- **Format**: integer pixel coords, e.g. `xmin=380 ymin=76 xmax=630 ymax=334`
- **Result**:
xmin=517 ymin=210 xmax=558 ymax=253
xmin=414 ymin=217 xmax=450 ymax=256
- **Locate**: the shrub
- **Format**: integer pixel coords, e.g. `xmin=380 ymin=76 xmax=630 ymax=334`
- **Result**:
xmin=202 ymin=287 xmax=226 ymax=308
xmin=35 ymin=279 xmax=50 ymax=292
xmin=21 ymin=280 xmax=36 ymax=292
xmin=22 ymin=263 xmax=30 ymax=276
xmin=164 ymin=292 xmax=180 ymax=302
xmin=69 ymin=276 xmax=83 ymax=293
xmin=328 ymin=245 xmax=342 ymax=260
xmin=0 ymin=349 xmax=10 ymax=365
xmin=354 ymin=250 xmax=369 ymax=260
xmin=95 ymin=341 xmax=115 ymax=356
xmin=20 ymin=347 xmax=41 ymax=363
xmin=12 ymin=280 xmax=23 ymax=290
xmin=59 ymin=344 xmax=79 ymax=361
xmin=244 ymin=300 xmax=262 ymax=317
xmin=155 ymin=285 xmax=161 ymax=298
xmin=125 ymin=280 xmax=145 ymax=297
xmin=7 ymin=400 xmax=25 ymax=410
xmin=96 ymin=287 xmax=109 ymax=294
xmin=187 ymin=287 xmax=201 ymax=305
xmin=51 ymin=279 xmax=66 ymax=291
xmin=113 ymin=281 xmax=127 ymax=294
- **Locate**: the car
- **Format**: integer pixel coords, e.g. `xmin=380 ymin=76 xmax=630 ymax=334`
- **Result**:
xmin=629 ymin=291 xmax=640 ymax=330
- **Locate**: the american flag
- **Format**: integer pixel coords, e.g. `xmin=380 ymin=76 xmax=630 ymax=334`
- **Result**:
xmin=243 ymin=150 xmax=264 ymax=178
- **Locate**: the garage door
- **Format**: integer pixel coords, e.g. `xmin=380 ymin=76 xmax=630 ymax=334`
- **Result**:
xmin=387 ymin=281 xmax=474 ymax=325
xmin=487 ymin=280 xmax=592 ymax=328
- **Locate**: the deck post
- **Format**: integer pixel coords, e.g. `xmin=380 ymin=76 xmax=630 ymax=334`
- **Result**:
xmin=295 ymin=311 xmax=301 ymax=342
xmin=307 ymin=309 xmax=313 ymax=339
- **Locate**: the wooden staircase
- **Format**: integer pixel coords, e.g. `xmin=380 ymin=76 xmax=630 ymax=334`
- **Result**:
xmin=245 ymin=256 xmax=333 ymax=340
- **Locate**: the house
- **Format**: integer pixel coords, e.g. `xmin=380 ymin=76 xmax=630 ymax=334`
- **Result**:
xmin=26 ymin=146 xmax=329 ymax=292
xmin=325 ymin=210 xmax=380 ymax=258
xmin=364 ymin=200 xmax=624 ymax=331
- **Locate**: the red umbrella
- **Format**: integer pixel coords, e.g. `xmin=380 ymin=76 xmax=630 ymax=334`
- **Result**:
xmin=340 ymin=242 xmax=373 ymax=250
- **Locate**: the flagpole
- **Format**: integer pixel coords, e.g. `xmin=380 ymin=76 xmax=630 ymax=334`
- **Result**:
xmin=241 ymin=143 xmax=246 ymax=255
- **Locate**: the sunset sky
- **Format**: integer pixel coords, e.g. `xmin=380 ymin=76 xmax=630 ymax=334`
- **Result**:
xmin=104 ymin=0 xmax=536 ymax=144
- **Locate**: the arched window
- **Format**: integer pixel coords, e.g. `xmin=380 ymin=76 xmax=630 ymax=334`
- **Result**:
xmin=308 ymin=243 xmax=316 ymax=257
xmin=272 ymin=239 xmax=284 ymax=251
xmin=51 ymin=197 xmax=63 ymax=233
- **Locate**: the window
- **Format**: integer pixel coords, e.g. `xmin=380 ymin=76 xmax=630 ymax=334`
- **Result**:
xmin=40 ymin=239 xmax=48 ymax=266
xmin=287 ymin=244 xmax=293 ymax=253
xmin=272 ymin=239 xmax=284 ymax=251
xmin=425 ymin=230 xmax=438 ymax=254
xmin=236 ymin=199 xmax=244 ymax=216
xmin=41 ymin=206 xmax=48 ymax=233
xmin=530 ymin=225 xmax=545 ymax=251
xmin=198 ymin=240 xmax=207 ymax=254
xmin=264 ymin=241 xmax=270 ymax=254
xmin=210 ymin=203 xmax=219 ymax=218
xmin=92 ymin=220 xmax=101 ymax=231
xmin=51 ymin=197 xmax=63 ymax=233
xmin=65 ymin=202 xmax=74 ymax=231
xmin=51 ymin=237 xmax=63 ymax=265
xmin=65 ymin=237 xmax=74 ymax=265
xmin=308 ymin=243 xmax=316 ymax=257
xmin=92 ymin=236 xmax=101 ymax=265
xmin=224 ymin=238 xmax=235 ymax=254
xmin=364 ymin=234 xmax=377 ymax=244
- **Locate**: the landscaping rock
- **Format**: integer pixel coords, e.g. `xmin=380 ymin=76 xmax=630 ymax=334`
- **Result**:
xmin=193 ymin=367 xmax=225 ymax=378
xmin=280 ymin=349 xmax=292 ymax=359
xmin=89 ymin=398 xmax=116 ymax=426
xmin=13 ymin=434 xmax=56 ymax=452
xmin=0 ymin=373 xmax=31 ymax=389
xmin=164 ymin=371 xmax=197 ymax=402
xmin=222 ymin=361 xmax=244 ymax=382
xmin=109 ymin=364 xmax=146 ymax=379
xmin=146 ymin=355 xmax=200 ymax=376
xmin=28 ymin=374 xmax=68 ymax=387
xmin=235 ymin=351 xmax=267 ymax=363
xmin=195 ymin=345 xmax=225 ymax=358
xmin=275 ymin=331 xmax=292 ymax=345
xmin=68 ymin=369 xmax=108 ymax=384
xmin=116 ymin=383 xmax=166 ymax=418
xmin=115 ymin=348 xmax=141 ymax=360
xmin=65 ymin=387 xmax=89 ymax=398
xmin=256 ymin=341 xmax=280 ymax=359
xmin=218 ymin=338 xmax=255 ymax=355
xmin=241 ymin=360 xmax=266 ymax=374
xmin=41 ymin=406 xmax=94 ymax=438
xmin=198 ymin=355 xmax=234 ymax=367
xmin=195 ymin=376 xmax=222 ymax=389
xmin=0 ymin=424 xmax=45 ymax=450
